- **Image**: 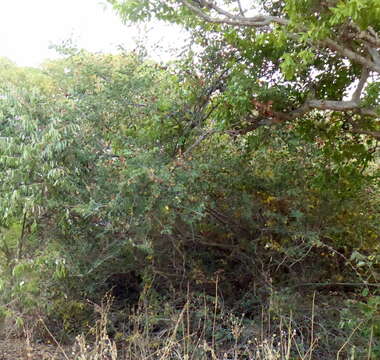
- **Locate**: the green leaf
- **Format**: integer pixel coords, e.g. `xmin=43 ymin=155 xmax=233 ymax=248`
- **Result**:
xmin=280 ymin=53 xmax=297 ymax=80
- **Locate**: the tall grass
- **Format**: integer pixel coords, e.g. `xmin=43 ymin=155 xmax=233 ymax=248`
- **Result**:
xmin=70 ymin=293 xmax=315 ymax=360
xmin=17 ymin=291 xmax=375 ymax=359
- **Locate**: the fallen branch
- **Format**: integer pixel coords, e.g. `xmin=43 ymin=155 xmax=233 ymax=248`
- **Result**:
xmin=290 ymin=282 xmax=380 ymax=290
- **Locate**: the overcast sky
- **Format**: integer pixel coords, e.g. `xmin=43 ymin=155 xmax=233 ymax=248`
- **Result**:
xmin=0 ymin=0 xmax=186 ymax=67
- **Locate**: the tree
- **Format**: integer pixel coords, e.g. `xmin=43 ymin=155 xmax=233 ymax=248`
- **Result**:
xmin=0 ymin=42 xmax=379 ymax=356
xmin=0 ymin=48 xmax=220 ymax=329
xmin=109 ymin=0 xmax=380 ymax=141
xmin=0 ymin=50 xmax=187 ymax=325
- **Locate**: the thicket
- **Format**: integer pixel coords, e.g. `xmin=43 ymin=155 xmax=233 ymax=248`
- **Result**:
xmin=0 ymin=0 xmax=379 ymax=357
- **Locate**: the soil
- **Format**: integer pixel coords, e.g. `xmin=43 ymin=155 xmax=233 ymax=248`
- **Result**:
xmin=0 ymin=339 xmax=71 ymax=360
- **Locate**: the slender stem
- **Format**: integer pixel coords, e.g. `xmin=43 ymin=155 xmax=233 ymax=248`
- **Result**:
xmin=309 ymin=291 xmax=316 ymax=360
xmin=17 ymin=211 xmax=27 ymax=260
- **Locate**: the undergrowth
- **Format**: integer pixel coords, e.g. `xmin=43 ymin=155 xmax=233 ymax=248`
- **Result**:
xmin=13 ymin=287 xmax=377 ymax=360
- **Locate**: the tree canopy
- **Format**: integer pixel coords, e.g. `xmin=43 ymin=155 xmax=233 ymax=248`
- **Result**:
xmin=110 ymin=0 xmax=380 ymax=141
xmin=0 ymin=1 xmax=379 ymax=357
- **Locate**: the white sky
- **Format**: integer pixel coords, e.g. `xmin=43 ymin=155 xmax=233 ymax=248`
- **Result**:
xmin=0 ymin=0 xmax=186 ymax=67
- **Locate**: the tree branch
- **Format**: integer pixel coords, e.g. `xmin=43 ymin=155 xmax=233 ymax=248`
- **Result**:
xmin=351 ymin=67 xmax=369 ymax=101
xmin=367 ymin=46 xmax=380 ymax=68
xmin=266 ymin=99 xmax=378 ymax=123
xmin=352 ymin=25 xmax=380 ymax=48
xmin=181 ymin=0 xmax=288 ymax=27
xmin=350 ymin=128 xmax=380 ymax=140
xmin=182 ymin=1 xmax=380 ymax=74
xmin=236 ymin=0 xmax=245 ymax=17
xmin=183 ymin=129 xmax=218 ymax=157
xmin=182 ymin=1 xmax=380 ymax=139
xmin=321 ymin=38 xmax=380 ymax=74
xmin=17 ymin=211 xmax=27 ymax=260
xmin=243 ymin=98 xmax=379 ymax=137
xmin=307 ymin=99 xmax=373 ymax=113
xmin=290 ymin=282 xmax=380 ymax=290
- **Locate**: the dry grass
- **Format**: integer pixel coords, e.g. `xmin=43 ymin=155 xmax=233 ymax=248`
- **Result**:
xmin=66 ymin=293 xmax=316 ymax=360
xmin=7 ymin=291 xmax=375 ymax=360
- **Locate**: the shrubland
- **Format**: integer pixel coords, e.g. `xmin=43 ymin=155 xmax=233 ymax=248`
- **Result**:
xmin=0 ymin=0 xmax=380 ymax=358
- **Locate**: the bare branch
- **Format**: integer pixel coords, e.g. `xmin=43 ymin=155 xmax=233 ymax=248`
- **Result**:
xmin=226 ymin=119 xmax=264 ymax=135
xmin=368 ymin=26 xmax=379 ymax=39
xmin=319 ymin=38 xmax=380 ymax=74
xmin=236 ymin=0 xmax=245 ymax=17
xmin=276 ymin=99 xmax=378 ymax=121
xmin=351 ymin=68 xmax=369 ymax=101
xmin=360 ymin=33 xmax=380 ymax=48
xmin=238 ymin=101 xmax=379 ymax=139
xmin=183 ymin=129 xmax=217 ymax=157
xmin=308 ymin=99 xmax=378 ymax=116
xmin=350 ymin=128 xmax=380 ymax=140
xmin=367 ymin=46 xmax=380 ymax=68
xmin=244 ymin=97 xmax=379 ymax=133
xmin=356 ymin=26 xmax=380 ymax=48
xmin=202 ymin=0 xmax=236 ymax=18
xmin=181 ymin=0 xmax=288 ymax=27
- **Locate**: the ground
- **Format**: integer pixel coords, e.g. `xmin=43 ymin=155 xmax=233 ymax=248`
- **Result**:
xmin=0 ymin=340 xmax=71 ymax=360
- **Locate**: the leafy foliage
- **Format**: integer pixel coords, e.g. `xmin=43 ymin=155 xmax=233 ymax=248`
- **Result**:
xmin=109 ymin=0 xmax=380 ymax=143
xmin=0 ymin=1 xmax=379 ymax=354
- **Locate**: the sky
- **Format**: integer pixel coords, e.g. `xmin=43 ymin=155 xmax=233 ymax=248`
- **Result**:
xmin=0 ymin=0 xmax=186 ymax=67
